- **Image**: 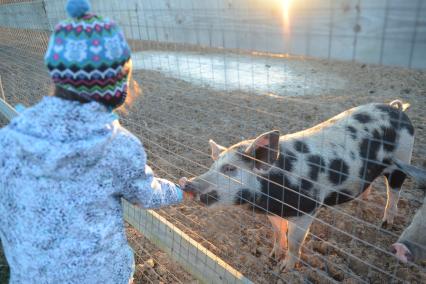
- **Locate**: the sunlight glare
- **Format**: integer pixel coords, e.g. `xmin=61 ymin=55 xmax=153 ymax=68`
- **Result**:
xmin=282 ymin=0 xmax=293 ymax=37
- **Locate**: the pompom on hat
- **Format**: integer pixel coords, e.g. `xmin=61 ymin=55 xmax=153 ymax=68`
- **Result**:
xmin=44 ymin=0 xmax=131 ymax=109
xmin=66 ymin=0 xmax=91 ymax=18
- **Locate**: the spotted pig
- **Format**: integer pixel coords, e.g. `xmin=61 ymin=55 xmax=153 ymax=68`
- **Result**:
xmin=181 ymin=100 xmax=414 ymax=271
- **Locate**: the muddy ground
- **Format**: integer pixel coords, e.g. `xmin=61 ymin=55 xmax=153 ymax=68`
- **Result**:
xmin=1 ymin=38 xmax=426 ymax=283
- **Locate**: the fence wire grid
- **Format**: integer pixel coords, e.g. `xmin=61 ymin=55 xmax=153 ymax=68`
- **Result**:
xmin=0 ymin=0 xmax=426 ymax=283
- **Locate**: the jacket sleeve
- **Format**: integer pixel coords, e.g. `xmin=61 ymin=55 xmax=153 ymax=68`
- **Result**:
xmin=116 ymin=126 xmax=183 ymax=208
xmin=122 ymin=164 xmax=183 ymax=208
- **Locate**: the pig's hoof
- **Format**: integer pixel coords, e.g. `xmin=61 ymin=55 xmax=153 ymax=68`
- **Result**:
xmin=381 ymin=220 xmax=394 ymax=229
xmin=269 ymin=247 xmax=282 ymax=261
xmin=279 ymin=256 xmax=297 ymax=272
xmin=269 ymin=248 xmax=277 ymax=259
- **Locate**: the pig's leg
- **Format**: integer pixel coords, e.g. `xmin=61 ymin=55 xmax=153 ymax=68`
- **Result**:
xmin=382 ymin=132 xmax=414 ymax=228
xmin=269 ymin=230 xmax=279 ymax=259
xmin=268 ymin=215 xmax=288 ymax=260
xmin=280 ymin=214 xmax=314 ymax=271
xmin=382 ymin=168 xmax=406 ymax=228
xmin=277 ymin=219 xmax=289 ymax=252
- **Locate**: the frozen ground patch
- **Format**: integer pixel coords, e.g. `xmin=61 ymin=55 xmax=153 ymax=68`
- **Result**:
xmin=132 ymin=51 xmax=347 ymax=96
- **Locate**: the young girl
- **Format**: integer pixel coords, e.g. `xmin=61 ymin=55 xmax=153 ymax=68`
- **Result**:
xmin=0 ymin=0 xmax=189 ymax=283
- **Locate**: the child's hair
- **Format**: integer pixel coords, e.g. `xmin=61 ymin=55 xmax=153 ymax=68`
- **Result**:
xmin=54 ymin=86 xmax=91 ymax=104
xmin=118 ymin=59 xmax=142 ymax=114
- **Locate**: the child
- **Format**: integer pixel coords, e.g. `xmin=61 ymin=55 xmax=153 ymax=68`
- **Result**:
xmin=0 ymin=0 xmax=190 ymax=283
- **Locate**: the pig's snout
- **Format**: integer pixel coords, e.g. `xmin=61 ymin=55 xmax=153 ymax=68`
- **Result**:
xmin=180 ymin=177 xmax=218 ymax=205
xmin=391 ymin=243 xmax=413 ymax=263
xmin=179 ymin=177 xmax=200 ymax=194
xmin=183 ymin=181 xmax=199 ymax=194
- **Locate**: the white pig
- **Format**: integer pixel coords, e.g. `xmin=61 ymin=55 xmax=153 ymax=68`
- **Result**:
xmin=391 ymin=160 xmax=425 ymax=263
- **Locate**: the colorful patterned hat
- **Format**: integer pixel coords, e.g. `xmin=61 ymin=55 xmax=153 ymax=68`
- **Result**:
xmin=44 ymin=0 xmax=131 ymax=109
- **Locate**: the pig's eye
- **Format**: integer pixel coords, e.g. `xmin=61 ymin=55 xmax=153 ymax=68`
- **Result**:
xmin=221 ymin=164 xmax=237 ymax=174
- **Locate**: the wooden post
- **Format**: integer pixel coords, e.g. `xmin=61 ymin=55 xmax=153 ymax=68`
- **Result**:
xmin=0 ymin=98 xmax=18 ymax=121
xmin=123 ymin=200 xmax=253 ymax=284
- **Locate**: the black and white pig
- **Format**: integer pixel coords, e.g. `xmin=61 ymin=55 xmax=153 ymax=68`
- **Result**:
xmin=390 ymin=160 xmax=425 ymax=264
xmin=181 ymin=100 xmax=415 ymax=271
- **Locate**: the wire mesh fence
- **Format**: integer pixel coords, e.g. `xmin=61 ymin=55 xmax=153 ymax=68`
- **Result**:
xmin=0 ymin=0 xmax=425 ymax=283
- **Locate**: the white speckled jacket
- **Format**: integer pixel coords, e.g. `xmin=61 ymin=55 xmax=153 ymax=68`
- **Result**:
xmin=0 ymin=96 xmax=183 ymax=284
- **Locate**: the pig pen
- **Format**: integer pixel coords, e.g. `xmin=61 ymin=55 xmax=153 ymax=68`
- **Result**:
xmin=1 ymin=35 xmax=426 ymax=284
xmin=1 ymin=1 xmax=426 ymax=283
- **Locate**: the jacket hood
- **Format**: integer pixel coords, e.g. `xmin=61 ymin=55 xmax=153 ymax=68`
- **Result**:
xmin=6 ymin=96 xmax=118 ymax=179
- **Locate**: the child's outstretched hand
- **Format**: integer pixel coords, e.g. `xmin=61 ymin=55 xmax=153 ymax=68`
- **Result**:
xmin=178 ymin=177 xmax=188 ymax=188
xmin=179 ymin=177 xmax=196 ymax=201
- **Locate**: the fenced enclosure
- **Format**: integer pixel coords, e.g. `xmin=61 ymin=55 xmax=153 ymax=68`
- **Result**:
xmin=0 ymin=0 xmax=425 ymax=283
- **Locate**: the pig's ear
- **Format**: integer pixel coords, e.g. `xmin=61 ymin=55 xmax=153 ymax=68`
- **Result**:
xmin=209 ymin=139 xmax=226 ymax=161
xmin=244 ymin=130 xmax=280 ymax=171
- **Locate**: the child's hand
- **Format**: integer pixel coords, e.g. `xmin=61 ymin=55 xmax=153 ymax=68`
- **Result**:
xmin=179 ymin=177 xmax=196 ymax=201
xmin=178 ymin=177 xmax=188 ymax=188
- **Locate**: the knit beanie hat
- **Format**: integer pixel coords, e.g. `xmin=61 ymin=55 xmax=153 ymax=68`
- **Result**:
xmin=44 ymin=0 xmax=131 ymax=109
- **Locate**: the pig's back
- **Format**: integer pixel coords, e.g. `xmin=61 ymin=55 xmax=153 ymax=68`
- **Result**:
xmin=278 ymin=103 xmax=414 ymax=203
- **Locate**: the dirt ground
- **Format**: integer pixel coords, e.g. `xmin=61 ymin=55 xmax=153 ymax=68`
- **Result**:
xmin=1 ymin=38 xmax=426 ymax=283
